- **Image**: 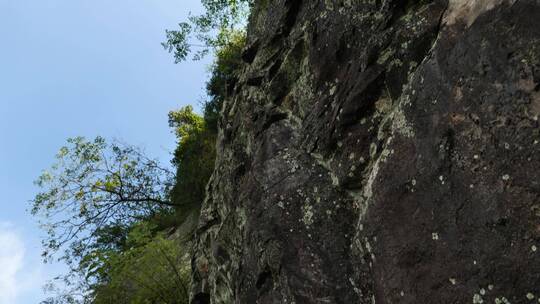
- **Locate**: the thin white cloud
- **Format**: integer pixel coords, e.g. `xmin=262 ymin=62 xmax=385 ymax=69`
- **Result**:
xmin=0 ymin=222 xmax=25 ymax=304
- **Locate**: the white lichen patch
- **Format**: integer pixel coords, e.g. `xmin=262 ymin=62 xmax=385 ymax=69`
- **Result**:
xmin=532 ymin=245 xmax=538 ymax=252
xmin=369 ymin=143 xmax=378 ymax=158
xmin=364 ymin=239 xmax=372 ymax=253
xmin=473 ymin=293 xmax=484 ymax=303
xmin=363 ymin=146 xmax=392 ymax=203
xmin=377 ymin=48 xmax=395 ymax=65
xmin=324 ymin=0 xmax=335 ymax=10
xmin=432 ymin=232 xmax=440 ymax=240
xmin=494 ymin=297 xmax=512 ymax=304
xmin=349 ymin=132 xmax=394 ymax=218
xmin=449 ymin=278 xmax=457 ymax=285
xmin=502 ymin=174 xmax=511 ymax=181
xmin=527 ymin=293 xmax=535 ymax=300
xmin=311 ymin=153 xmax=340 ymax=186
xmin=444 ymin=0 xmax=513 ymax=27
xmin=329 ymin=84 xmax=337 ymax=96
xmin=375 ymin=97 xmax=392 ymax=115
xmin=302 ymin=204 xmax=314 ymax=226
xmin=392 ymin=106 xmax=415 ymax=138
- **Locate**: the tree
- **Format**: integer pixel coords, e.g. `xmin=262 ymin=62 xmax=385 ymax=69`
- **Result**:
xmin=162 ymin=0 xmax=251 ymax=62
xmin=32 ymin=136 xmax=175 ymax=302
xmin=91 ymin=222 xmax=190 ymax=304
xmin=203 ymin=30 xmax=246 ymax=131
xmin=33 ymin=6 xmax=250 ymax=302
xmin=167 ymin=33 xmax=246 ymax=216
xmin=40 ymin=222 xmax=190 ymax=304
xmin=168 ymin=106 xmax=216 ymax=214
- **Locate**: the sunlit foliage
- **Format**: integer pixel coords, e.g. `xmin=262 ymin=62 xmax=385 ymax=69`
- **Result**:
xmin=34 ymin=3 xmax=249 ymax=303
xmin=162 ymin=0 xmax=251 ymax=62
xmin=32 ymin=136 xmax=174 ymax=262
xmin=33 ymin=137 xmax=176 ymax=303
xmin=168 ymin=106 xmax=216 ymax=215
xmin=91 ymin=222 xmax=190 ymax=304
xmin=204 ymin=30 xmax=246 ymax=131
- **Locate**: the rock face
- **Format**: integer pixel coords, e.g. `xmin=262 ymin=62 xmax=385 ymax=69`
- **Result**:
xmin=191 ymin=0 xmax=540 ymax=303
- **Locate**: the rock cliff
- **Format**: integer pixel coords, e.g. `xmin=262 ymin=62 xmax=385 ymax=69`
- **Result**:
xmin=192 ymin=0 xmax=540 ymax=303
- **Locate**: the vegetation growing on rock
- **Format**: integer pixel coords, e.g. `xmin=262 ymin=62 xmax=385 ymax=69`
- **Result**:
xmin=162 ymin=0 xmax=250 ymax=62
xmin=32 ymin=3 xmax=247 ymax=302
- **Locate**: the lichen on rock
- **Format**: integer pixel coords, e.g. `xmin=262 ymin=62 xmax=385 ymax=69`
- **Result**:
xmin=191 ymin=0 xmax=540 ymax=303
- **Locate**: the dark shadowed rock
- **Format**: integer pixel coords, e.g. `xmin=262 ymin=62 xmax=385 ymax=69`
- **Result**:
xmin=191 ymin=0 xmax=540 ymax=303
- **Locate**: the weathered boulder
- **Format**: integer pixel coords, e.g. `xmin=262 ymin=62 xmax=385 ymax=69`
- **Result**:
xmin=192 ymin=0 xmax=540 ymax=303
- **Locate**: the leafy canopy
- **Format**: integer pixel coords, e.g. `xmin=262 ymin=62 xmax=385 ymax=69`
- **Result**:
xmin=34 ymin=3 xmax=249 ymax=302
xmin=33 ymin=108 xmax=217 ymax=303
xmin=32 ymin=137 xmax=175 ymax=302
xmin=168 ymin=105 xmax=216 ymax=214
xmin=162 ymin=0 xmax=251 ymax=62
xmin=204 ymin=30 xmax=246 ymax=130
xmin=91 ymin=222 xmax=190 ymax=304
xmin=167 ymin=32 xmax=247 ymax=211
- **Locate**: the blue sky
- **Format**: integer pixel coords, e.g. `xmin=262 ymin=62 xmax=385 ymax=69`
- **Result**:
xmin=0 ymin=0 xmax=210 ymax=302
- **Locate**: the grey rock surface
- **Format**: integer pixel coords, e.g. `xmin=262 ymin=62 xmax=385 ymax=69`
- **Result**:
xmin=192 ymin=0 xmax=540 ymax=303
